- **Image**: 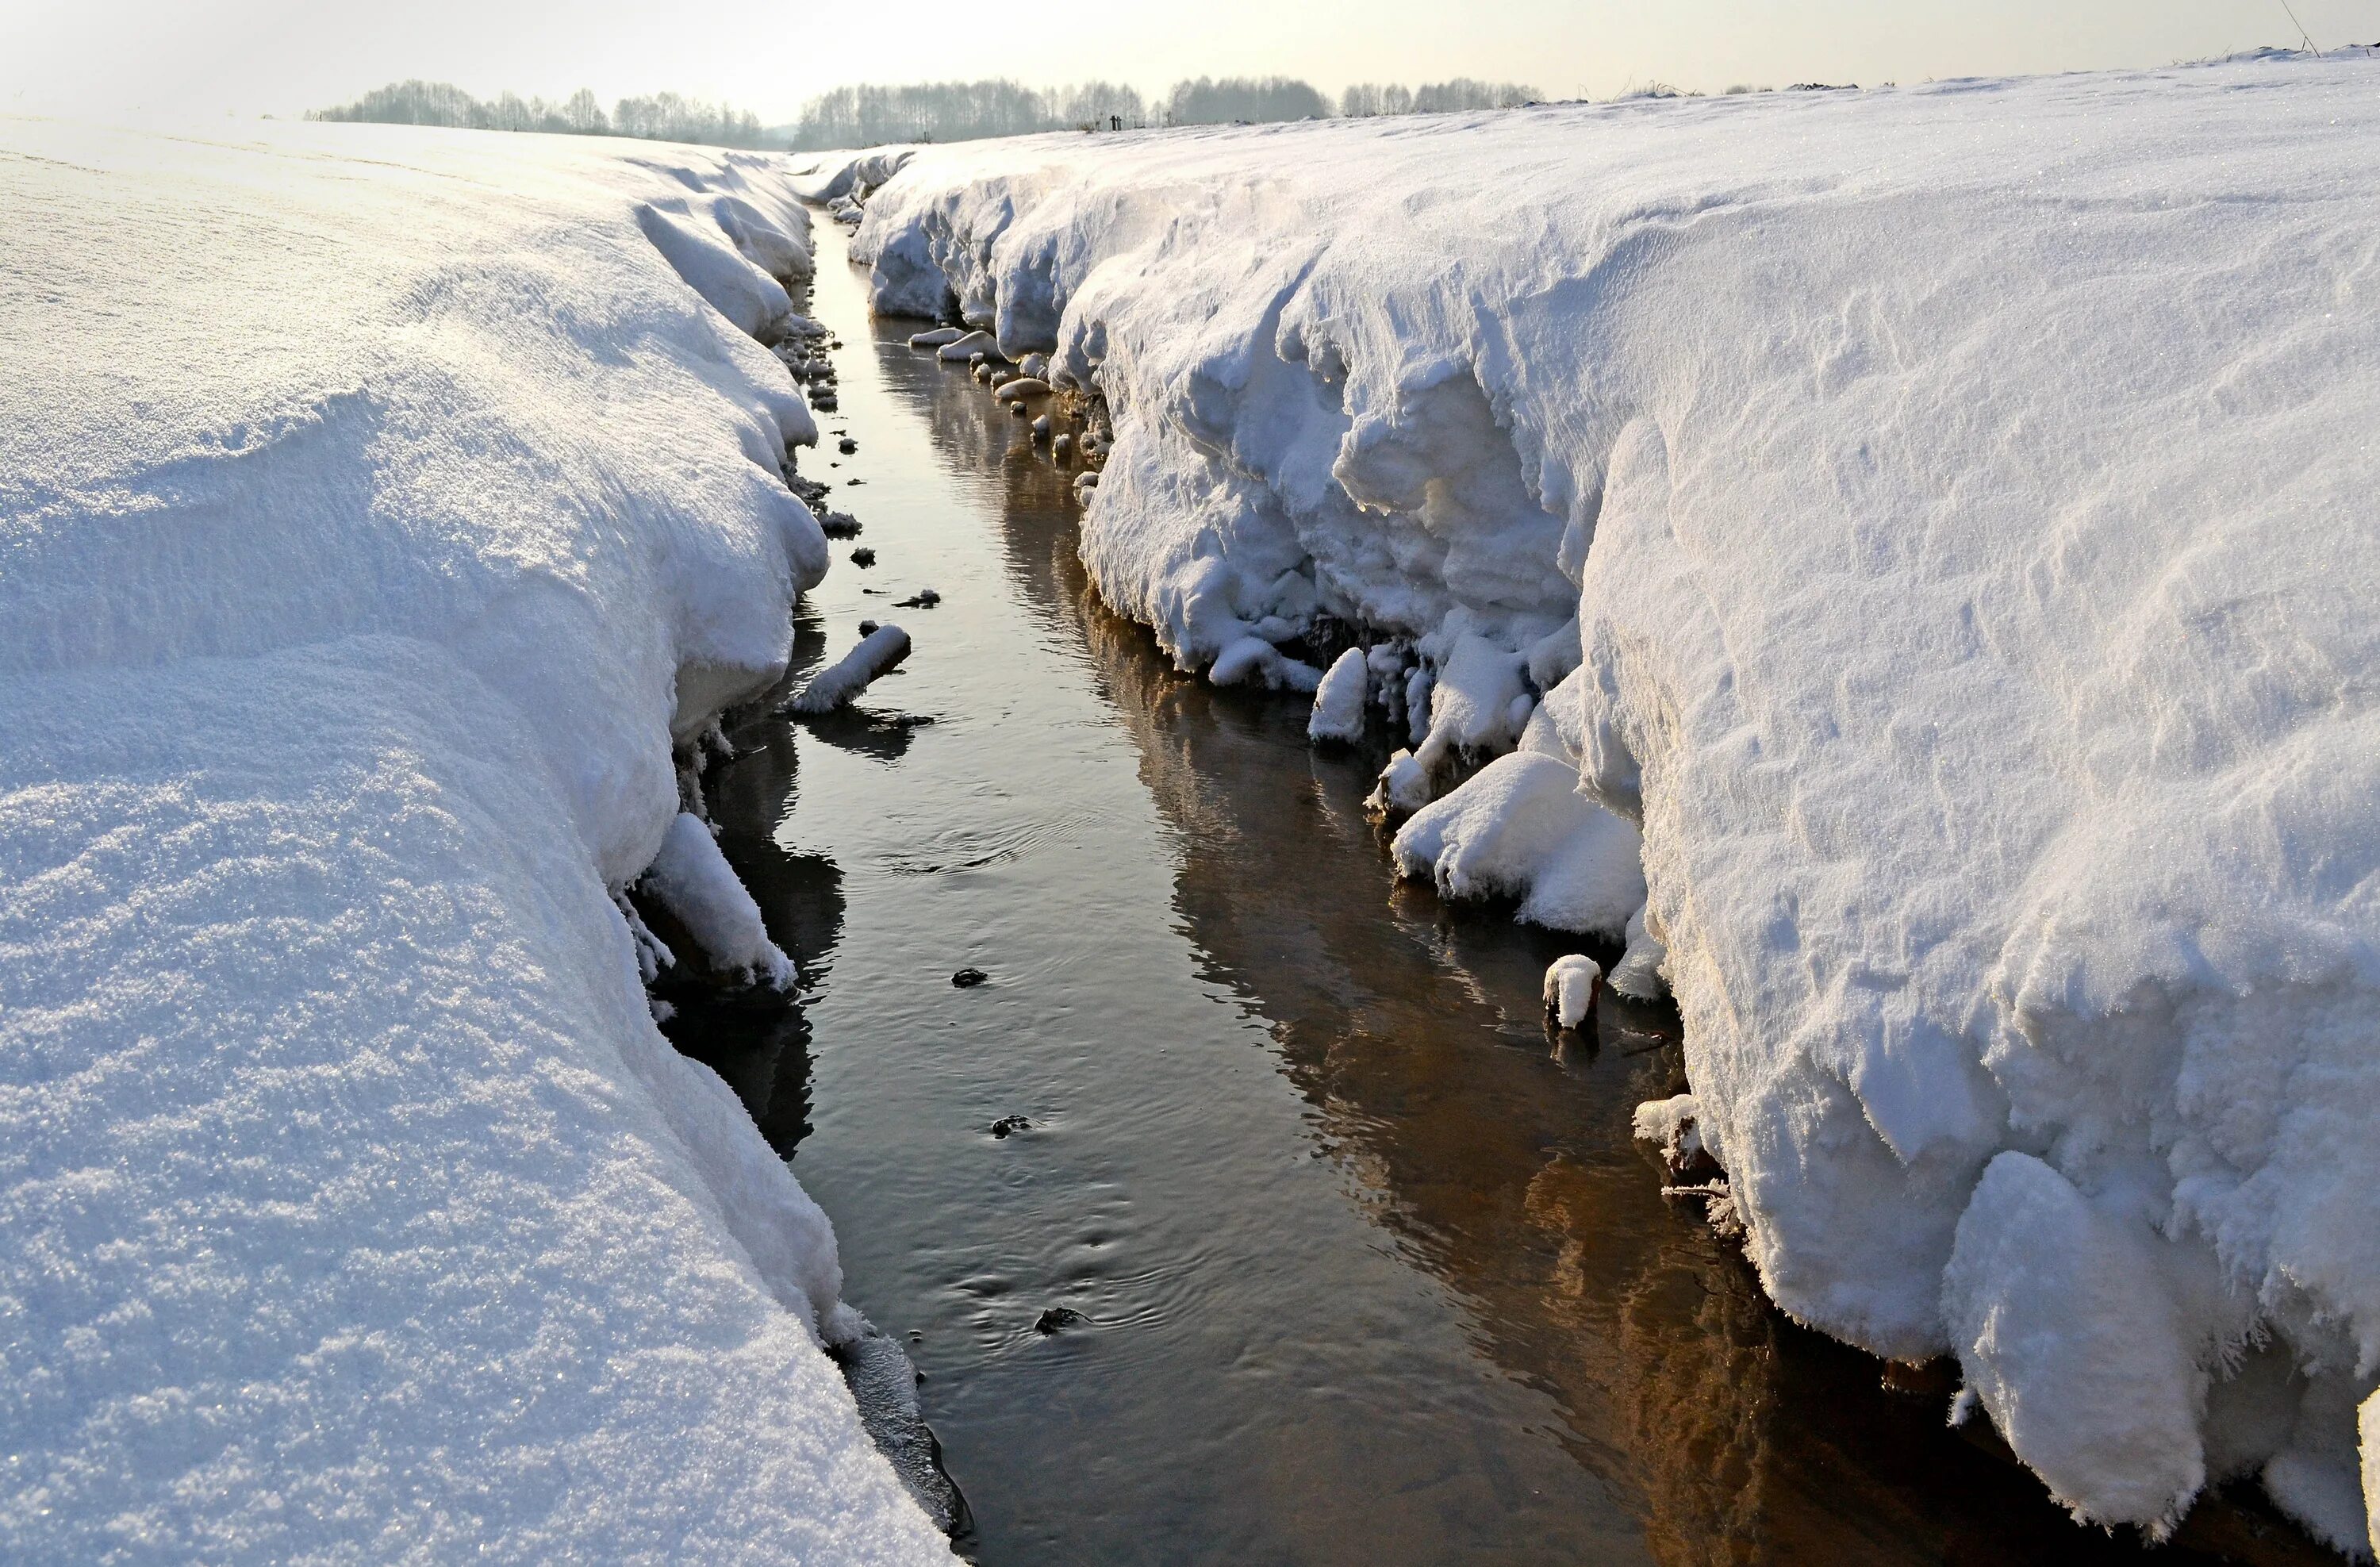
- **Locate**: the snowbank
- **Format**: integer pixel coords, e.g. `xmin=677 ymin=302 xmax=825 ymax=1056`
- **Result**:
xmin=1 ymin=116 xmax=950 ymax=1561
xmin=854 ymin=54 xmax=2380 ymax=1550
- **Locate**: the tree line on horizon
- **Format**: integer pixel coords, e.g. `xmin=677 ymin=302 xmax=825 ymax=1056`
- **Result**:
xmin=775 ymin=75 xmax=1544 ymax=147
xmin=308 ymin=75 xmax=1545 ymax=152
xmin=307 ymin=81 xmax=770 ymax=148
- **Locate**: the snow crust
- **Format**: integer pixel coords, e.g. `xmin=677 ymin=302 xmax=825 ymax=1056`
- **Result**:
xmin=854 ymin=54 xmax=2380 ymax=1548
xmin=2 ymin=117 xmax=950 ymax=1561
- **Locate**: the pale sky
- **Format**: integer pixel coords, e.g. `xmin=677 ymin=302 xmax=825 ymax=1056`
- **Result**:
xmin=2 ymin=0 xmax=2373 ymax=125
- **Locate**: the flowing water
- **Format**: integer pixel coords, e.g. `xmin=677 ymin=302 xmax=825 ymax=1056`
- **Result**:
xmin=670 ymin=228 xmax=2330 ymax=1566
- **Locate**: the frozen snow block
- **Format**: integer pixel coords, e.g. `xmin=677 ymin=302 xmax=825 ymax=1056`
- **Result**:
xmin=937 ymin=331 xmax=999 ymax=361
xmin=1307 ymin=647 xmax=1369 ymax=745
xmin=1393 ymin=751 xmax=1645 ymax=935
xmin=1943 ymin=1153 xmax=2205 ymax=1536
xmin=1210 ymin=635 xmax=1322 ymax=693
xmin=641 ymin=813 xmax=796 ymax=988
xmin=1608 ymin=903 xmax=1668 ymax=1000
xmin=1633 ymin=1093 xmax=1705 ymax=1166
xmin=1543 ymin=954 xmax=1602 ymax=1027
xmin=787 ymin=625 xmax=911 ymax=715
xmin=908 ymin=326 xmax=965 ymax=348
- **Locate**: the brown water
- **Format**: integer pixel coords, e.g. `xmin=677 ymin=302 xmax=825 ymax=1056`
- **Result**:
xmin=674 ymin=229 xmax=2331 ymax=1566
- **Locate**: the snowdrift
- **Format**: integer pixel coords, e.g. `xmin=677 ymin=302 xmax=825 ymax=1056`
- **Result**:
xmin=1 ymin=117 xmax=950 ymax=1561
xmin=854 ymin=55 xmax=2380 ymax=1551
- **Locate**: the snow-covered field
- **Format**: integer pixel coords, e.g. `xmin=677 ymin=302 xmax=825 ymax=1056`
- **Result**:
xmin=853 ymin=52 xmax=2380 ymax=1553
xmin=1 ymin=117 xmax=951 ymax=1561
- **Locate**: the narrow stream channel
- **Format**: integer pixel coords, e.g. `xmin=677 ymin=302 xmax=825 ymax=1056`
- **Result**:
xmin=673 ymin=227 xmax=2329 ymax=1566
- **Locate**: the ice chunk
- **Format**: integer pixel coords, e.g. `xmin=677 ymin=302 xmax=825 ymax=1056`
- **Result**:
xmin=938 ymin=330 xmax=1000 ymax=361
xmin=1543 ymin=954 xmax=1601 ymax=1027
xmin=1210 ymin=634 xmax=1322 ymax=693
xmin=787 ymin=624 xmax=912 ymax=714
xmin=1942 ymin=1154 xmax=2205 ymax=1535
xmin=1608 ymin=903 xmax=1669 ymax=1000
xmin=642 ymin=813 xmax=797 ymax=987
xmin=1633 ymin=1093 xmax=1705 ymax=1166
xmin=1393 ymin=751 xmax=1645 ymax=935
xmin=1307 ymin=647 xmax=1369 ymax=744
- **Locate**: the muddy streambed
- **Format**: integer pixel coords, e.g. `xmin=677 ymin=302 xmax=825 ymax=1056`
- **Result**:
xmin=663 ymin=228 xmax=2328 ymax=1566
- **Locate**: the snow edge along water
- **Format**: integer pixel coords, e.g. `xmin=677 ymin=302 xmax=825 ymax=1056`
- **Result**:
xmin=845 ymin=53 xmax=2380 ymax=1556
xmin=1 ymin=119 xmax=956 ymax=1561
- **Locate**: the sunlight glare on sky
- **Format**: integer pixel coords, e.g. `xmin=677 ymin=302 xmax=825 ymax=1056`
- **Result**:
xmin=0 ymin=0 xmax=2371 ymax=125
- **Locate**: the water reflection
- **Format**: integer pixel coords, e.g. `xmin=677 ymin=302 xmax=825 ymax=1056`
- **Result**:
xmin=901 ymin=324 xmax=2331 ymax=1567
xmin=657 ymin=678 xmax=848 ymax=1158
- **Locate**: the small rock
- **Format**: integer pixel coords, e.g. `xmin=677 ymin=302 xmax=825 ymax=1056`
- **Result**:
xmin=850 ymin=547 xmax=877 ymax=567
xmin=858 ymin=619 xmax=880 ymax=636
xmin=950 ymin=967 xmax=988 ymax=988
xmin=1034 ymin=1307 xmax=1088 ymax=1335
xmin=838 ymin=437 xmax=858 ymax=454
xmin=896 ymin=588 xmax=942 ymax=609
xmin=820 ymin=512 xmax=862 ymax=538
xmin=989 ymin=1115 xmax=1031 ymax=1139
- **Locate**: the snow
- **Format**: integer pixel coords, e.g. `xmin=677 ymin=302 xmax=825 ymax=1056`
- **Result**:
xmin=854 ymin=52 xmax=2380 ymax=1549
xmin=1543 ymin=954 xmax=1602 ymax=1029
xmin=787 ymin=624 xmax=914 ymax=714
xmin=2 ymin=116 xmax=950 ymax=1561
xmin=1307 ymin=647 xmax=1370 ymax=743
xmin=642 ymin=812 xmax=799 ymax=986
xmin=1941 ymin=1152 xmax=2213 ymax=1536
xmin=1392 ymin=751 xmax=1644 ymax=935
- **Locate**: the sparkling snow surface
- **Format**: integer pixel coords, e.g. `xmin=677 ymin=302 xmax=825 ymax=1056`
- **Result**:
xmin=855 ymin=56 xmax=2380 ymax=1550
xmin=1 ymin=118 xmax=950 ymax=1561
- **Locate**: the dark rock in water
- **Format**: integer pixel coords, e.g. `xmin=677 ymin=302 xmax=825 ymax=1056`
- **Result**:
xmin=1034 ymin=1307 xmax=1088 ymax=1335
xmin=850 ymin=547 xmax=876 ymax=567
xmin=950 ymin=967 xmax=988 ymax=988
xmin=989 ymin=1115 xmax=1031 ymax=1139
xmin=857 ymin=619 xmax=879 ymax=636
xmin=896 ymin=588 xmax=941 ymax=609
xmin=838 ymin=436 xmax=858 ymax=454
xmin=820 ymin=512 xmax=862 ymax=538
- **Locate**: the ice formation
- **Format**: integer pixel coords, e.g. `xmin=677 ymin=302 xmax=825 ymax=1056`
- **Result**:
xmin=856 ymin=52 xmax=2380 ymax=1550
xmin=788 ymin=624 xmax=914 ymax=714
xmin=1307 ymin=647 xmax=1371 ymax=744
xmin=1 ymin=119 xmax=950 ymax=1560
xmin=642 ymin=812 xmax=800 ymax=986
xmin=1543 ymin=954 xmax=1603 ymax=1029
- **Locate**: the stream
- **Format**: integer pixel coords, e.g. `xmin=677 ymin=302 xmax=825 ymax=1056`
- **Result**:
xmin=668 ymin=226 xmax=2328 ymax=1566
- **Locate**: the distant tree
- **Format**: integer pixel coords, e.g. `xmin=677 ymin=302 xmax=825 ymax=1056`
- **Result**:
xmin=562 ymin=87 xmax=607 ymax=133
xmin=1340 ymin=79 xmax=1538 ymax=117
xmin=1163 ymin=75 xmax=1329 ymax=125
